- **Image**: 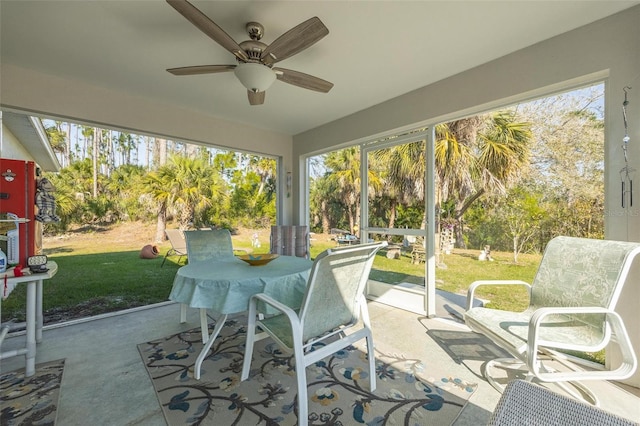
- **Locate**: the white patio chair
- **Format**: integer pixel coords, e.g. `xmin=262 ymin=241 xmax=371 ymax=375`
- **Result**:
xmin=241 ymin=241 xmax=387 ymax=423
xmin=161 ymin=228 xmax=187 ymax=267
xmin=270 ymin=225 xmax=309 ymax=259
xmin=179 ymin=229 xmax=235 ymax=342
xmin=183 ymin=229 xmax=234 ymax=262
xmin=465 ymin=236 xmax=639 ymax=406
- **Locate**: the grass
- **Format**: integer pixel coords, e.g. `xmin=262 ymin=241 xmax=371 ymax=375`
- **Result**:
xmin=1 ymin=245 xmax=185 ymax=323
xmin=310 ymin=240 xmax=538 ymax=312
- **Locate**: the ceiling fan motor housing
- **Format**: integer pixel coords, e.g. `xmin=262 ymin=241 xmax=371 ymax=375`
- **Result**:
xmin=239 ymin=39 xmax=269 ymax=62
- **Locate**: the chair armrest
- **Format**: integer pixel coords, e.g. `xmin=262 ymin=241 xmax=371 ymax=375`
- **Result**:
xmin=527 ymin=306 xmax=638 ymax=381
xmin=250 ymin=293 xmax=299 ymax=322
xmin=528 ymin=306 xmax=611 ymax=349
xmin=466 ymin=280 xmax=531 ymax=311
xmin=249 ymin=293 xmax=304 ymax=349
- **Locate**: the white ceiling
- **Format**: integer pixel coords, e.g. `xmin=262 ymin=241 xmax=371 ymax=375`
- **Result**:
xmin=1 ymin=1 xmax=638 ymax=136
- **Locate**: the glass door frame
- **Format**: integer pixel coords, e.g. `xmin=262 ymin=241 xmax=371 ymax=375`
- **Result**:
xmin=360 ymin=128 xmax=437 ymax=317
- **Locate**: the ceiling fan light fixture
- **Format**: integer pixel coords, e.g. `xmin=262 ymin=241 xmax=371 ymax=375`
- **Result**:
xmin=234 ymin=62 xmax=276 ymax=93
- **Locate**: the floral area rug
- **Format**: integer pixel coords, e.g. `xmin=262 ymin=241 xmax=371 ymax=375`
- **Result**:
xmin=1 ymin=358 xmax=65 ymax=426
xmin=138 ymin=317 xmax=476 ymax=425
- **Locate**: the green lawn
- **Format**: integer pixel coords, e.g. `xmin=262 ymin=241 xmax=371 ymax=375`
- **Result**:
xmin=1 ymin=232 xmax=539 ymax=322
xmin=1 ymin=246 xmax=184 ymax=323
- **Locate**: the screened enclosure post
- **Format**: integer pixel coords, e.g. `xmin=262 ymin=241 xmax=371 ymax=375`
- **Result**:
xmin=425 ymin=127 xmax=436 ymax=317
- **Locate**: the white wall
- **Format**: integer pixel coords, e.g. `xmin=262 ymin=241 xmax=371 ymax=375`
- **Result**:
xmin=1 ymin=123 xmax=34 ymax=162
xmin=293 ymin=5 xmax=640 ymax=386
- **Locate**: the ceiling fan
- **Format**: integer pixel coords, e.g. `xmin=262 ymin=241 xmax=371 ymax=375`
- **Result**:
xmin=166 ymin=0 xmax=334 ymax=106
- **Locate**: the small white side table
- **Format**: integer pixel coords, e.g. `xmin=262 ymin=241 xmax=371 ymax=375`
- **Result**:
xmin=0 ymin=261 xmax=58 ymax=376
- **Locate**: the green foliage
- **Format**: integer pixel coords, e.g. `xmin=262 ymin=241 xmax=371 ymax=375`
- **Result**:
xmin=496 ymin=186 xmax=546 ymax=260
xmin=228 ymin=168 xmax=274 ymax=228
xmin=309 ymin=86 xmax=604 ymax=253
xmin=43 ymin=121 xmax=67 ymax=160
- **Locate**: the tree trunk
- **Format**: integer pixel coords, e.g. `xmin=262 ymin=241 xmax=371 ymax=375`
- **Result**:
xmin=65 ymin=122 xmax=71 ymax=167
xmin=107 ymin=129 xmax=114 ymax=176
xmin=347 ymin=205 xmax=355 ymax=234
xmin=388 ymin=199 xmax=397 ymax=229
xmin=321 ymin=200 xmax=330 ymax=234
xmin=454 ymin=188 xmax=485 ymax=249
xmin=145 ymin=136 xmax=151 ymax=170
xmin=185 ymin=143 xmax=198 ymax=158
xmin=92 ymin=128 xmax=99 ymax=198
xmin=513 ymin=235 xmax=519 ymax=263
xmin=178 ymin=204 xmax=194 ymax=230
xmin=454 ymin=221 xmax=466 ymax=249
xmin=155 ymin=202 xmax=167 ymax=243
xmin=158 ymin=138 xmax=168 ymax=166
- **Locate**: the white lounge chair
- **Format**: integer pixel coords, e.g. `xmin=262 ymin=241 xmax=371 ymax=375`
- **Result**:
xmin=161 ymin=229 xmax=187 ymax=267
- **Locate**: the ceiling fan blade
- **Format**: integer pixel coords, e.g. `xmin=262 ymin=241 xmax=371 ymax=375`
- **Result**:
xmin=167 ymin=65 xmax=236 ymax=75
xmin=261 ymin=17 xmax=328 ymax=64
xmin=273 ymin=68 xmax=333 ymax=93
xmin=248 ymin=90 xmax=265 ymax=106
xmin=166 ymin=0 xmax=248 ymax=62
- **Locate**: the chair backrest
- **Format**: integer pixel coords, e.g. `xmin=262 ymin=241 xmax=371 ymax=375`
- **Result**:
xmin=165 ymin=228 xmax=186 ymax=251
xmin=270 ymin=225 xmax=309 ymax=258
xmin=530 ymin=236 xmax=640 ymax=328
xmin=183 ymin=229 xmax=234 ymax=264
xmin=299 ymin=241 xmax=387 ymax=342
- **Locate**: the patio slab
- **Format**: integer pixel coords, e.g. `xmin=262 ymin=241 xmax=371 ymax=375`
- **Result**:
xmin=1 ymin=296 xmax=638 ymax=425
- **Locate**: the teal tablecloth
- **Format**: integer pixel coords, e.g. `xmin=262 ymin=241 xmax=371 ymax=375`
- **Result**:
xmin=169 ymin=255 xmax=312 ymax=314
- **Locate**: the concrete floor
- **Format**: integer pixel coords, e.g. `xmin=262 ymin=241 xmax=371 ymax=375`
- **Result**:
xmin=2 ymin=297 xmax=639 ymax=425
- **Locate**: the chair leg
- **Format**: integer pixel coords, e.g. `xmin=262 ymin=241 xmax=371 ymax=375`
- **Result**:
xmin=241 ymin=299 xmax=258 ymax=381
xmin=365 ymin=331 xmax=376 ymax=392
xmin=161 ymin=249 xmax=176 ymax=267
xmin=359 ymin=296 xmax=377 ymax=392
xmin=293 ymin=339 xmax=308 ymax=424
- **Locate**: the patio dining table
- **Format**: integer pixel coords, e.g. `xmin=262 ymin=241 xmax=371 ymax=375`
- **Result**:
xmin=168 ymin=255 xmax=312 ymax=379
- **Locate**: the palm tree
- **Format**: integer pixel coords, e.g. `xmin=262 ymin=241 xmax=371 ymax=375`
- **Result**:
xmin=324 ymin=147 xmax=360 ymax=233
xmin=247 ymin=155 xmax=276 ymax=196
xmin=435 ymin=111 xmax=532 ymax=246
xmin=106 ymin=164 xmax=147 ymax=221
xmin=324 ymin=147 xmax=383 ymax=233
xmin=147 ymin=155 xmax=226 ymax=232
xmin=43 ymin=121 xmax=68 ymax=166
xmin=365 ymin=112 xmax=531 ymax=249
xmin=309 ymin=176 xmax=338 ymax=234
xmin=144 ymin=170 xmax=172 ymax=242
xmin=373 ymin=140 xmax=426 ymax=230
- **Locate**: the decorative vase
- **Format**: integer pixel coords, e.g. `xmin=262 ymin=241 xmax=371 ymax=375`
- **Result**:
xmin=140 ymin=244 xmax=159 ymax=259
